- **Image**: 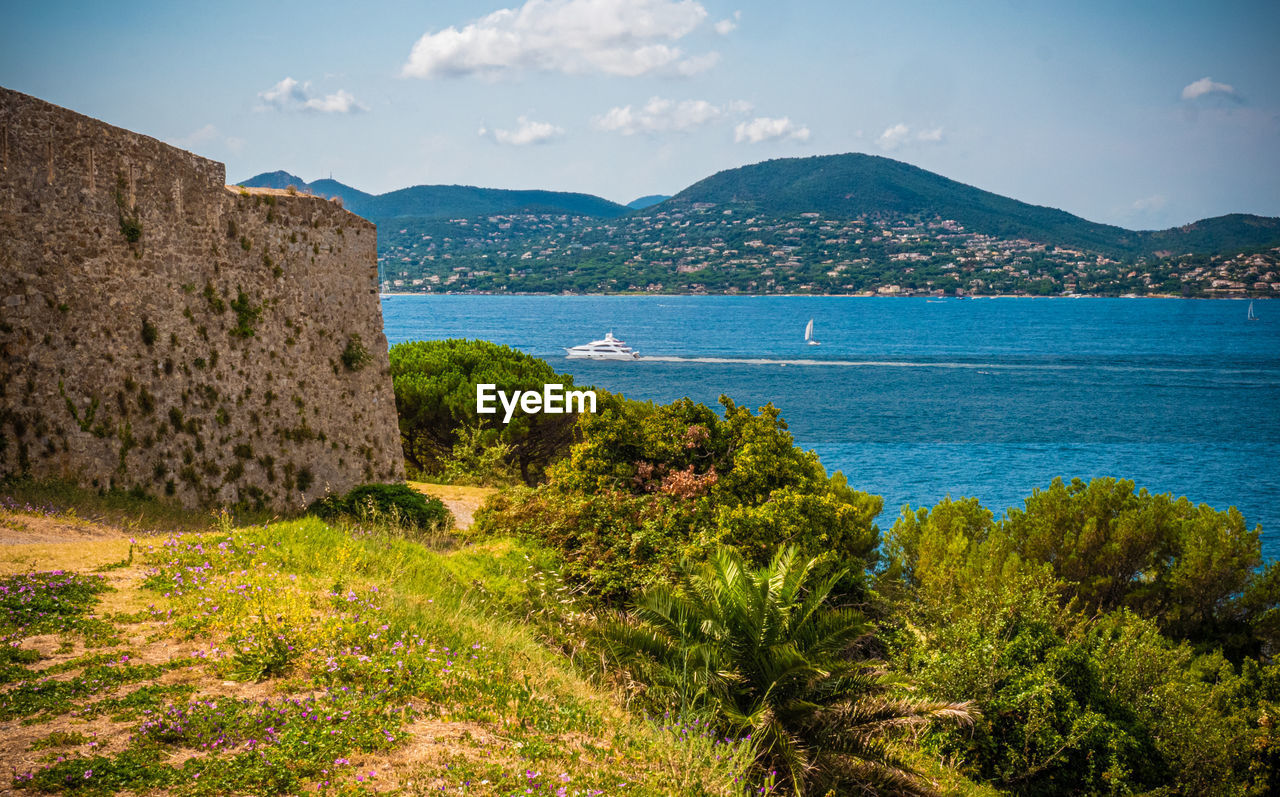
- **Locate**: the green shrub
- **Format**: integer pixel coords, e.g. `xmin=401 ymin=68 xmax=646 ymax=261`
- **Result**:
xmin=882 ymin=489 xmax=1280 ymax=795
xmin=477 ymin=487 xmax=681 ymax=603
xmin=438 ymin=424 xmax=519 ymax=486
xmin=609 ymin=545 xmax=975 ymax=795
xmin=309 ymin=483 xmax=452 ymax=532
xmin=885 ymin=479 xmax=1280 ymax=659
xmin=477 ymin=393 xmax=881 ymax=604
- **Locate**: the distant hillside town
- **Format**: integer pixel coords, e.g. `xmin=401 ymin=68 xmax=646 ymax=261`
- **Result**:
xmin=377 ymin=207 xmax=1280 ymax=297
xmin=239 ymin=153 xmax=1280 ymax=298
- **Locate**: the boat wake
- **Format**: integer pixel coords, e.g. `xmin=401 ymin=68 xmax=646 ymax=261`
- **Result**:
xmin=634 ymin=356 xmax=1277 ymax=378
xmin=636 ymin=356 xmax=1065 ymax=369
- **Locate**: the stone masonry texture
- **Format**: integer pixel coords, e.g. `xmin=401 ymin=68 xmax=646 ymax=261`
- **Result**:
xmin=0 ymin=86 xmax=404 ymax=509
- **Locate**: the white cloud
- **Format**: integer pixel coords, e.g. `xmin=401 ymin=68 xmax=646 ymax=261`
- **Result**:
xmin=257 ymin=77 xmax=367 ymax=114
xmin=400 ymin=0 xmax=718 ymax=79
xmin=714 ymin=10 xmax=741 ymax=35
xmin=301 ymin=89 xmax=364 ymax=114
xmin=674 ymin=51 xmax=720 ymax=75
xmin=259 ymin=77 xmax=308 ymax=109
xmin=483 ymin=116 xmax=566 ymax=145
xmin=877 ymin=123 xmax=944 ymax=149
xmin=594 ymin=97 xmax=750 ymax=135
xmin=876 ymin=123 xmax=910 ymax=149
xmin=1181 ymin=76 xmax=1237 ymax=100
xmin=734 ymin=116 xmax=810 ymax=144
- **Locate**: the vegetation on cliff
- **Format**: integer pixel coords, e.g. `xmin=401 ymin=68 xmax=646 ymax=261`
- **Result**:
xmin=5 ymin=341 xmax=1279 ymax=795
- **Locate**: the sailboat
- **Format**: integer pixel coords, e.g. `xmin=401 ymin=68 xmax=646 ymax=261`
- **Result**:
xmin=1248 ymin=302 xmax=1259 ymax=322
xmin=805 ymin=318 xmax=820 ymax=346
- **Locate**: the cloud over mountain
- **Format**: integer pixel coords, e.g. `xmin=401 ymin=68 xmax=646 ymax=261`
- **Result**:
xmin=734 ymin=116 xmax=810 ymax=144
xmin=257 ymin=78 xmax=366 ymax=114
xmin=400 ymin=0 xmax=718 ymax=79
xmin=877 ymin=123 xmax=944 ymax=150
xmin=480 ymin=116 xmax=566 ymax=145
xmin=594 ymin=97 xmax=751 ymax=135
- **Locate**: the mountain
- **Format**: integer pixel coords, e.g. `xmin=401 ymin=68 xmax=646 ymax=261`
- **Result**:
xmin=306 ymin=178 xmax=374 ymax=210
xmin=660 ymin=153 xmax=1152 ymax=253
xmin=627 ymin=194 xmax=671 ymax=210
xmin=235 ymin=172 xmax=628 ymax=222
xmin=658 ymin=153 xmax=1280 ymax=255
xmin=239 ymin=171 xmax=309 ymax=191
xmin=1141 ymin=213 xmax=1280 ymax=255
xmin=240 ymin=157 xmax=1280 ymax=267
xmin=359 ymin=185 xmax=628 ymax=221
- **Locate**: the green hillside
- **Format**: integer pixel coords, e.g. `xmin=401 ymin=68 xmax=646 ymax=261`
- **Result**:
xmin=660 ymin=153 xmax=1151 ymax=253
xmin=237 ymin=172 xmax=628 ymax=222
xmin=361 ymin=185 xmax=628 ymax=220
xmin=1141 ymin=213 xmax=1280 ymax=254
xmin=306 ymin=177 xmax=374 ymax=210
xmin=238 ymin=170 xmax=309 ymax=191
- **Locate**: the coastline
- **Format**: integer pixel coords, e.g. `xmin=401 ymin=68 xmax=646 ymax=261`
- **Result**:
xmin=379 ymin=291 xmax=1269 ymax=300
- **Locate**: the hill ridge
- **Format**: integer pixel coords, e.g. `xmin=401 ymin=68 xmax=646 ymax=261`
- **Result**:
xmin=237 ymin=173 xmax=629 ymax=221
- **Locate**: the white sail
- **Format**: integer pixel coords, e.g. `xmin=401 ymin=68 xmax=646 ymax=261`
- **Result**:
xmin=804 ymin=318 xmax=820 ymax=345
xmin=1248 ymin=302 xmax=1257 ymax=320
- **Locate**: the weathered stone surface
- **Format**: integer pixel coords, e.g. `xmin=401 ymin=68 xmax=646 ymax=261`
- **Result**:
xmin=0 ymin=86 xmax=404 ymax=509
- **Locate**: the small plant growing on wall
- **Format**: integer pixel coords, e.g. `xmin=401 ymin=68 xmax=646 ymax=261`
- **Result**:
xmin=229 ymin=290 xmax=262 ymax=338
xmin=204 ymin=281 xmax=226 ymax=314
xmin=340 ymin=334 xmax=371 ymax=372
xmin=296 ymin=465 xmax=315 ymax=493
xmin=114 ymin=175 xmax=143 ymax=243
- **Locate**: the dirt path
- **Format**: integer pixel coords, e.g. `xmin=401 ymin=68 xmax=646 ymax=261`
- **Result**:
xmin=407 ymin=482 xmax=497 ymax=530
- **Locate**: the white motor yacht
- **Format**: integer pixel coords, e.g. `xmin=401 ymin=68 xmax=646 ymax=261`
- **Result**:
xmin=565 ymin=331 xmax=640 ymax=360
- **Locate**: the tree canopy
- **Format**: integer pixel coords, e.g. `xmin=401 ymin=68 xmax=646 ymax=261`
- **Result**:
xmin=880 ymin=482 xmax=1280 ymax=794
xmin=388 ymin=339 xmax=581 ymax=485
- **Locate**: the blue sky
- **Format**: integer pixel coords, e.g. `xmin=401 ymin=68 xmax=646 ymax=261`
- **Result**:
xmin=2 ymin=0 xmax=1277 ymax=228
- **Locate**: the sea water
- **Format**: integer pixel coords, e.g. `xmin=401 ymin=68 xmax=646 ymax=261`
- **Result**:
xmin=382 ymin=295 xmax=1280 ymax=559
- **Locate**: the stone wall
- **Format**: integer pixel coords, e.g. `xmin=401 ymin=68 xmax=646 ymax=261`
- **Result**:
xmin=0 ymin=86 xmax=404 ymax=509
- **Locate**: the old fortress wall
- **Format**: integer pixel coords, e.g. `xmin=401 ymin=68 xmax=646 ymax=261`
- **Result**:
xmin=0 ymin=87 xmax=404 ymax=509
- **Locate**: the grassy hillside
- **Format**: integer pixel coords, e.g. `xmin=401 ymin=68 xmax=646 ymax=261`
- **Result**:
xmin=0 ymin=486 xmax=758 ymax=796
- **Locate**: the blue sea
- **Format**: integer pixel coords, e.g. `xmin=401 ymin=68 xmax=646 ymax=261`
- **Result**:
xmin=381 ymin=296 xmax=1280 ymax=559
